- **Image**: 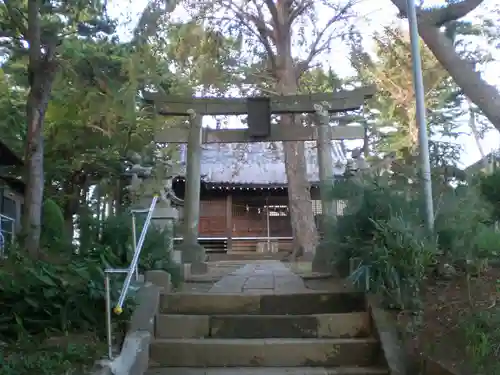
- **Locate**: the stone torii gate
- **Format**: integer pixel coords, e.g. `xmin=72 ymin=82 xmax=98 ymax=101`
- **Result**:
xmin=147 ymin=86 xmax=375 ymax=270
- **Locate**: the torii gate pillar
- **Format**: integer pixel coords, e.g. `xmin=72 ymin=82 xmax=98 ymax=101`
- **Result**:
xmin=177 ymin=113 xmax=206 ymax=267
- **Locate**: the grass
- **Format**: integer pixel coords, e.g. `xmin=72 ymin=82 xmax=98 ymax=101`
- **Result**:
xmin=394 ymin=267 xmax=500 ymax=373
xmin=0 ymin=333 xmax=107 ymax=375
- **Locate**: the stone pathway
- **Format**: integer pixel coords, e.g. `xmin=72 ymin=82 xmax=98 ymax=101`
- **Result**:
xmin=208 ymin=260 xmax=307 ymax=294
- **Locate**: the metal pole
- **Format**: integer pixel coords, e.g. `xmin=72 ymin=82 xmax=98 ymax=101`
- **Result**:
xmin=105 ymin=273 xmax=113 ymax=360
xmin=265 ymin=198 xmax=270 ymax=252
xmin=406 ymin=0 xmax=434 ymax=231
xmin=115 ymin=195 xmax=158 ymax=313
xmin=132 ymin=213 xmax=138 ymax=281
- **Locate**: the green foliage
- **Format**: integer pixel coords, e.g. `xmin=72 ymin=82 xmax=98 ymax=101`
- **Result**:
xmin=350 ymin=25 xmax=463 ymax=164
xmin=0 ymin=210 xmax=180 ymax=371
xmin=327 ymin=175 xmax=435 ymax=310
xmin=80 ymin=212 xmax=181 ymax=285
xmin=326 ymin=172 xmax=500 ymax=311
xmin=434 ymin=183 xmax=494 ymax=266
xmin=0 ymin=248 xmax=131 ymax=340
xmin=41 ymin=198 xmax=68 ymax=250
xmin=459 ymin=307 xmax=500 ymax=373
xmin=0 ymin=340 xmax=104 ymax=375
xmin=479 ymin=169 xmax=500 ymax=221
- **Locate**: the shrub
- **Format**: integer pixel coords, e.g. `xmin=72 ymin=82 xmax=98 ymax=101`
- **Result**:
xmin=478 ymin=170 xmax=500 ymax=221
xmin=0 ymin=249 xmax=132 ymax=340
xmin=41 ymin=199 xmax=69 ymax=251
xmin=459 ymin=308 xmax=500 ymax=373
xmin=325 ymin=175 xmax=435 ymax=310
xmin=0 ymin=211 xmax=180 ymax=343
xmin=325 ymin=172 xmax=498 ymax=311
xmin=0 ymin=338 xmax=105 ymax=375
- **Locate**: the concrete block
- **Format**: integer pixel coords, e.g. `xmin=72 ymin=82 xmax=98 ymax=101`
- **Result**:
xmin=210 ymin=315 xmax=317 ymax=339
xmin=243 ymin=275 xmax=274 ymax=290
xmin=316 ymin=312 xmax=371 ymax=338
xmin=172 ymin=250 xmax=182 ymax=264
xmin=259 ymin=292 xmax=366 ymax=315
xmin=160 ymin=293 xmax=260 ymax=315
xmin=129 ymin=284 xmax=160 ymax=334
xmin=145 ymin=270 xmax=171 ymax=292
xmin=156 ymin=314 xmax=210 ymax=338
xmin=152 ymin=206 xmax=178 ymax=220
xmin=149 ymin=337 xmax=379 ymax=367
xmin=190 ymin=261 xmax=208 ymax=275
xmin=109 ymin=331 xmax=151 ymax=375
xmin=145 ymin=367 xmax=389 ymax=375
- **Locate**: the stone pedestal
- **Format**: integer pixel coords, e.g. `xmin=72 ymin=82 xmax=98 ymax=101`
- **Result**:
xmin=312 ymin=242 xmax=335 ymax=273
xmin=151 ymin=205 xmax=179 ymax=265
xmin=178 ymin=243 xmax=206 ymax=264
xmin=145 ymin=270 xmax=171 ymax=292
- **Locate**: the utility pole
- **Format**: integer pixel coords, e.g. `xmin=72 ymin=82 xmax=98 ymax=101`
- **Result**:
xmin=406 ymin=0 xmax=434 ymax=231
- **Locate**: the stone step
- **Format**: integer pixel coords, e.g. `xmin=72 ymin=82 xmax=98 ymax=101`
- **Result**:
xmin=149 ymin=338 xmax=380 ymax=367
xmin=160 ymin=292 xmax=366 ymax=315
xmin=147 ymin=367 xmax=389 ymax=375
xmin=156 ymin=312 xmax=372 ymax=339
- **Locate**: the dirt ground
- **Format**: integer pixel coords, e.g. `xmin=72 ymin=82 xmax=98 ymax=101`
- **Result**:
xmin=303 ymin=268 xmax=500 ymax=373
xmin=394 ymin=267 xmax=500 ymax=373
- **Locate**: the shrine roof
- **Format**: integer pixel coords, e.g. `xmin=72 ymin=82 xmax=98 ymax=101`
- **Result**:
xmin=180 ymin=141 xmax=347 ymax=186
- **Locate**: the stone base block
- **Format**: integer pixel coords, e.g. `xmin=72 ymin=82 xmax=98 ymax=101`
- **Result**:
xmin=190 ymin=262 xmax=208 ymax=275
xmin=150 ymin=337 xmax=379 ymax=367
xmin=145 ymin=270 xmax=171 ymax=292
xmin=172 ymin=250 xmax=182 ymax=264
xmin=178 ymin=243 xmax=206 ymax=263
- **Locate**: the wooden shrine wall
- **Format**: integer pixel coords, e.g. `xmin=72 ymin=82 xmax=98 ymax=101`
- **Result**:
xmin=188 ymin=194 xmax=294 ymax=239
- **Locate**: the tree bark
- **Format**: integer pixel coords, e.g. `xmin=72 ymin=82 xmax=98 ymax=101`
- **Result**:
xmin=390 ymin=0 xmax=500 ymax=128
xmin=23 ymin=66 xmax=57 ymax=256
xmin=22 ymin=0 xmax=59 ymax=256
xmin=275 ymin=2 xmax=318 ymax=258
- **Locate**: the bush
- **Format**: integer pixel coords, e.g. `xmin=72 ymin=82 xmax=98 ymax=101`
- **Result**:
xmin=41 ymin=199 xmax=69 ymax=252
xmin=324 ymin=172 xmax=499 ymax=311
xmin=0 ymin=211 xmax=180 ymax=343
xmin=0 ymin=249 xmax=132 ymax=340
xmin=325 ymin=175 xmax=435 ymax=310
xmin=0 ymin=338 xmax=105 ymax=375
xmin=478 ymin=170 xmax=500 ymax=221
xmin=459 ymin=308 xmax=500 ymax=373
xmin=80 ymin=213 xmax=181 ymax=283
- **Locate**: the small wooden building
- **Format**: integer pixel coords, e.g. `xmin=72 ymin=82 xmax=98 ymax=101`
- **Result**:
xmin=172 ymin=141 xmax=347 ymax=254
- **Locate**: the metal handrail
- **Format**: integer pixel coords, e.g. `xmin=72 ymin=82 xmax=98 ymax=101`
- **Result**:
xmin=0 ymin=214 xmax=15 ymax=258
xmin=104 ymin=194 xmax=158 ymax=359
xmin=113 ymin=194 xmax=159 ymax=315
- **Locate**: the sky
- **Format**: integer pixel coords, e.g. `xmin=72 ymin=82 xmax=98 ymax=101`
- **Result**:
xmin=107 ymin=0 xmax=500 ymax=168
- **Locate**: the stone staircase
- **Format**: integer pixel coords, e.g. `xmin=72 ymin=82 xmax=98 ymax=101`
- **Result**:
xmin=146 ymin=291 xmax=389 ymax=375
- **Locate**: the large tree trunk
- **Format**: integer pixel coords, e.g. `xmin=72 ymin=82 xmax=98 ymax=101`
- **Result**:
xmin=22 ymin=0 xmax=58 ymax=256
xmin=390 ymin=0 xmax=500 ymax=128
xmin=275 ymin=4 xmax=318 ymax=259
xmin=23 ymin=67 xmax=57 ymax=256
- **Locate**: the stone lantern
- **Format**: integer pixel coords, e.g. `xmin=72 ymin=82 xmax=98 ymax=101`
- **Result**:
xmin=125 ymin=150 xmax=183 ymax=264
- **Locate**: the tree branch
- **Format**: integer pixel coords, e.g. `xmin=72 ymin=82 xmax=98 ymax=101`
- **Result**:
xmin=391 ymin=0 xmax=485 ymax=26
xmin=289 ymin=0 xmax=313 ymax=24
xmin=27 ymin=0 xmax=42 ymax=64
xmin=4 ymin=2 xmax=28 ymax=37
xmin=262 ymin=0 xmax=279 ymax=28
xmin=296 ymin=3 xmax=354 ymax=76
xmin=220 ymin=0 xmax=277 ymax=71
